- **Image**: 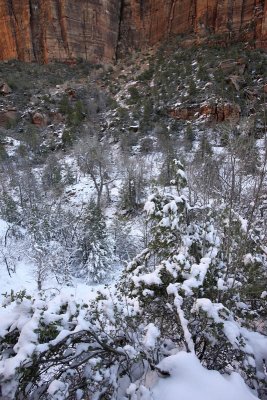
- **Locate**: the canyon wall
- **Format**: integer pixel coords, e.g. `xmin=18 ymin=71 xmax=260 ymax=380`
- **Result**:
xmin=0 ymin=0 xmax=121 ymax=63
xmin=0 ymin=0 xmax=266 ymax=64
xmin=119 ymin=0 xmax=267 ymax=52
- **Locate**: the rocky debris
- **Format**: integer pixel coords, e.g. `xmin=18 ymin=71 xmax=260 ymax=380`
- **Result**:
xmin=169 ymin=102 xmax=241 ymax=124
xmin=64 ymin=58 xmax=78 ymax=67
xmin=0 ymin=82 xmax=11 ymax=95
xmin=169 ymin=106 xmax=199 ymax=121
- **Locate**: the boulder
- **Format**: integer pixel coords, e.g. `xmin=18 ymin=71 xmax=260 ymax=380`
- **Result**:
xmin=0 ymin=108 xmax=17 ymax=127
xmin=31 ymin=112 xmax=48 ymax=127
xmin=0 ymin=82 xmax=12 ymax=95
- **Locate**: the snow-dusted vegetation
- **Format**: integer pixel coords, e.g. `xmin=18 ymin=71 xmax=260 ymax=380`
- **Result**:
xmin=0 ymin=42 xmax=266 ymax=399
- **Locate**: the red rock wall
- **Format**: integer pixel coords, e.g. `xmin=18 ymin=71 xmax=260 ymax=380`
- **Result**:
xmin=0 ymin=0 xmax=266 ymax=64
xmin=0 ymin=0 xmax=121 ymax=63
xmin=119 ymin=0 xmax=267 ymax=52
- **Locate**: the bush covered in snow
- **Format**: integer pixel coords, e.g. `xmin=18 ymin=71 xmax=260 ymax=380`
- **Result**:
xmin=0 ymin=162 xmax=266 ymax=399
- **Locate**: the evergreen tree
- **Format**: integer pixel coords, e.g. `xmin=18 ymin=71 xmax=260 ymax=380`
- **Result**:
xmin=42 ymin=154 xmax=62 ymax=191
xmin=79 ymin=200 xmax=114 ymax=283
xmin=0 ymin=190 xmax=20 ymax=223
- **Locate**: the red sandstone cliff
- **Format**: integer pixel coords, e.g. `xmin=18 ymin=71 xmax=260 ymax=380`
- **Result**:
xmin=119 ymin=0 xmax=267 ymax=52
xmin=0 ymin=0 xmax=266 ymax=64
xmin=0 ymin=0 xmax=121 ymax=63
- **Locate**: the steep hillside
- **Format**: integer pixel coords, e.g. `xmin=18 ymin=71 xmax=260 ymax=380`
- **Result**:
xmin=0 ymin=40 xmax=266 ymax=283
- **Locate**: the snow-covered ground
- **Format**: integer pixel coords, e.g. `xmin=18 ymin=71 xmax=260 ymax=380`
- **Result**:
xmin=0 ymin=258 xmax=111 ymax=303
xmin=151 ymin=352 xmax=258 ymax=400
xmin=0 ymin=217 xmax=121 ymax=304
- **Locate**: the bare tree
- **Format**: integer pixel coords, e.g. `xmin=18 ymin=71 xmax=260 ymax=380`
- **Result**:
xmin=76 ymin=136 xmax=116 ymax=208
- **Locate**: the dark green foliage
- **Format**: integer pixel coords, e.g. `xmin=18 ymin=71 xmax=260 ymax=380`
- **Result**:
xmin=42 ymin=154 xmax=62 ymax=191
xmin=59 ymin=96 xmax=85 ymax=127
xmin=140 ymin=136 xmax=154 ymax=153
xmin=76 ymin=199 xmax=114 ymax=282
xmin=140 ymin=100 xmax=154 ymax=133
xmin=0 ymin=143 xmax=9 ymax=161
xmin=0 ymin=190 xmax=20 ymax=223
xmin=128 ymin=86 xmax=140 ymax=104
xmin=81 ymin=200 xmax=108 ymax=264
xmin=85 ymin=200 xmax=106 ymax=241
xmin=220 ymin=130 xmax=229 ymax=146
xmin=188 ymin=80 xmax=197 ymax=96
xmin=138 ymin=67 xmax=154 ymax=82
xmin=36 ymin=322 xmax=59 ymax=344
xmin=184 ymin=125 xmax=195 ymax=149
xmin=21 ymin=124 xmax=41 ymax=154
xmin=62 ymin=128 xmax=75 ymax=148
xmin=0 ymin=59 xmax=93 ymax=94
xmin=198 ymin=135 xmax=213 ymax=160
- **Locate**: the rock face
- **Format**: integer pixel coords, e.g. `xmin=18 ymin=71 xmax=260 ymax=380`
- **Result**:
xmin=119 ymin=0 xmax=267 ymax=52
xmin=169 ymin=102 xmax=241 ymax=123
xmin=0 ymin=0 xmax=121 ymax=63
xmin=0 ymin=0 xmax=266 ymax=64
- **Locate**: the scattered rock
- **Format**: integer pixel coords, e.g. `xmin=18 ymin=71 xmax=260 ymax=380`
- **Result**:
xmin=65 ymin=87 xmax=77 ymax=100
xmin=214 ymin=103 xmax=241 ymax=123
xmin=0 ymin=82 xmax=12 ymax=95
xmin=31 ymin=112 xmax=48 ymax=127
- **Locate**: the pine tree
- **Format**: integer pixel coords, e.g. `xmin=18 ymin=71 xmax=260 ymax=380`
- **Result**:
xmin=0 ymin=190 xmax=20 ymax=223
xmin=79 ymin=200 xmax=114 ymax=283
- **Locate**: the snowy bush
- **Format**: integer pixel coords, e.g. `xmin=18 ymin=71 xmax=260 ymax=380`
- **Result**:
xmin=0 ymin=162 xmax=266 ymax=399
xmin=119 ymin=161 xmax=267 ymax=396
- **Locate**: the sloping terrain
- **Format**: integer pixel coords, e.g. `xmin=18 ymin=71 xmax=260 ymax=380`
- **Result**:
xmin=0 ymin=38 xmax=266 ymax=399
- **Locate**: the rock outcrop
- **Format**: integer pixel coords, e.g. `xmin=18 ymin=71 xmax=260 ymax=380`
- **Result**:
xmin=169 ymin=102 xmax=241 ymax=123
xmin=0 ymin=0 xmax=266 ymax=64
